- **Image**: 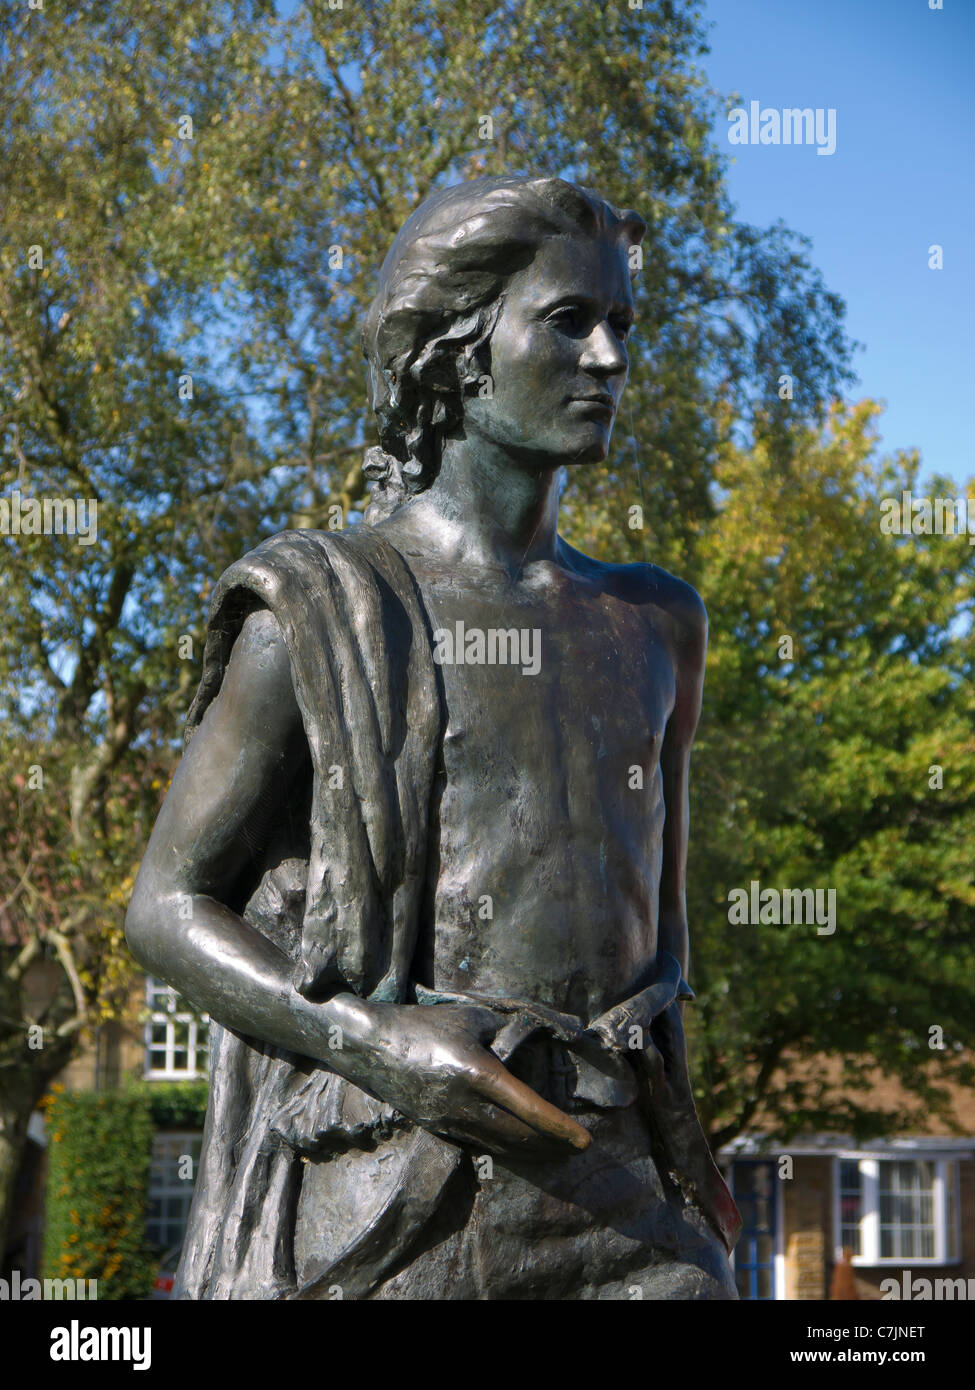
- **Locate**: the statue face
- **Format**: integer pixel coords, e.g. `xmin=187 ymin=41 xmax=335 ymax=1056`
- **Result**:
xmin=462 ymin=231 xmax=635 ymax=468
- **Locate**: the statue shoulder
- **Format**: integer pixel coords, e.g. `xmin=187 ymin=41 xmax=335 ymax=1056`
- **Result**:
xmin=638 ymin=563 xmax=707 ymax=653
xmin=209 ymin=523 xmax=399 ymax=609
xmin=557 ymin=536 xmax=707 ymax=652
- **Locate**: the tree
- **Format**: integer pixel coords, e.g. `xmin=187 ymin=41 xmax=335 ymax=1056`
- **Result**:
xmin=680 ymin=402 xmax=975 ymax=1147
xmin=0 ymin=0 xmax=279 ymax=1254
xmin=1 ymin=0 xmax=853 ymax=1248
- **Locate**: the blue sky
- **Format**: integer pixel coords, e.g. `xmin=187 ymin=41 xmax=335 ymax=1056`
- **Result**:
xmin=703 ymin=0 xmax=974 ymax=488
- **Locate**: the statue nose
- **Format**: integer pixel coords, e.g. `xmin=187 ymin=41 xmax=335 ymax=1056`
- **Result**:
xmin=580 ymin=322 xmax=627 ymax=376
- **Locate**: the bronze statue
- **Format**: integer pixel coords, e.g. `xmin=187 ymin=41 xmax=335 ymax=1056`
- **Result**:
xmin=126 ymin=175 xmax=741 ymax=1299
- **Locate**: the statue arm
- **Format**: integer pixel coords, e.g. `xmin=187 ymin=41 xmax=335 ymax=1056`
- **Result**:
xmin=126 ymin=606 xmax=588 ymax=1157
xmin=125 ymin=605 xmax=383 ymax=1066
xmin=657 ymin=583 xmax=708 ymax=983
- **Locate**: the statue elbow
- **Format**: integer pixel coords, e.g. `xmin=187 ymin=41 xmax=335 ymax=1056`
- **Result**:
xmin=125 ymin=872 xmax=165 ymax=974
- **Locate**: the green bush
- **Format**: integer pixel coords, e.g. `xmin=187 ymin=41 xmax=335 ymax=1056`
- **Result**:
xmin=143 ymin=1079 xmax=209 ymax=1131
xmin=43 ymin=1087 xmax=157 ymax=1300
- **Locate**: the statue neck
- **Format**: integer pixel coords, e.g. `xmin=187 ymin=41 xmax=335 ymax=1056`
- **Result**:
xmin=388 ymin=435 xmax=563 ymax=578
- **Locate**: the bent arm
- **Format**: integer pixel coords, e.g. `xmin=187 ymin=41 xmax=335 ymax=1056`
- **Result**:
xmin=125 ymin=607 xmax=378 ymax=1069
xmin=126 ymin=604 xmax=587 ymax=1155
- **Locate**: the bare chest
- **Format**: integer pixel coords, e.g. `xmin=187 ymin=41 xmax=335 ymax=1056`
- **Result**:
xmin=409 ymin=564 xmax=676 ymax=1016
xmin=428 ymin=582 xmax=671 ymax=783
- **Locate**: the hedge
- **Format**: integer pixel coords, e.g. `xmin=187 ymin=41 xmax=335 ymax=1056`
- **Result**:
xmin=143 ymin=1078 xmax=209 ymax=1130
xmin=42 ymin=1079 xmax=209 ymax=1298
xmin=42 ymin=1087 xmax=158 ymax=1300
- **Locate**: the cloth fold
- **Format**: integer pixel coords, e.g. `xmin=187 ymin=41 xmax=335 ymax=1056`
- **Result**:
xmin=184 ymin=526 xmax=441 ymax=1003
xmin=175 ymin=526 xmax=447 ymax=1299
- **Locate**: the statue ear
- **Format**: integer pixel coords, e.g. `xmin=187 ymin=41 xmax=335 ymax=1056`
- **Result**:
xmin=362 ymin=445 xmax=396 ymax=485
xmin=457 ymin=342 xmax=484 ymax=390
xmin=362 ymin=447 xmax=409 ymax=524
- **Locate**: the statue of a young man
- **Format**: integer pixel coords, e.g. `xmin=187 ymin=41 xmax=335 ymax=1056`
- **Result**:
xmin=127 ymin=175 xmax=740 ymax=1300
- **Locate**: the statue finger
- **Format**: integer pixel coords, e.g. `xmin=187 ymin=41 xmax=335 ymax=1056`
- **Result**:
xmin=470 ymin=1053 xmax=591 ymax=1151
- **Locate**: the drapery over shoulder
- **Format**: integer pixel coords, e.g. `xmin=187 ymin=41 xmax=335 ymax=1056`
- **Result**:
xmin=174 ymin=526 xmax=452 ymax=1300
xmin=185 ymin=525 xmax=442 ymax=1004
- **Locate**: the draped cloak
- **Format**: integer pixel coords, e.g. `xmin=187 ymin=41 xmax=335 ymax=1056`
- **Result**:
xmin=172 ymin=525 xmax=740 ymax=1301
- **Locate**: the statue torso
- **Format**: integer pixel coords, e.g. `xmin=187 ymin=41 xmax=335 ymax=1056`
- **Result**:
xmin=395 ymin=543 xmax=676 ymax=1023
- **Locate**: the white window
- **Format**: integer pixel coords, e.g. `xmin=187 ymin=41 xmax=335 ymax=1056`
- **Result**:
xmin=147 ymin=1131 xmax=203 ymax=1252
xmin=144 ymin=976 xmax=210 ymax=1080
xmin=835 ymin=1157 xmax=960 ymax=1265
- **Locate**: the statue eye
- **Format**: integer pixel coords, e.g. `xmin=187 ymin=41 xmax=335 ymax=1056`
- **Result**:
xmin=549 ymin=304 xmax=586 ymax=332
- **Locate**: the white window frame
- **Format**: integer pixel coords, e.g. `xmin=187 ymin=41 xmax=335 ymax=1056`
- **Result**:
xmin=144 ymin=976 xmax=210 ymax=1080
xmin=833 ymin=1154 xmax=961 ymax=1266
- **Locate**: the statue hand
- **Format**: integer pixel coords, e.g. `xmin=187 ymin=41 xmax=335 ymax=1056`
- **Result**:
xmin=585 ymin=956 xmax=691 ymax=1094
xmin=357 ymin=1000 xmax=591 ymax=1161
xmin=585 ymin=1004 xmax=666 ymax=1095
xmin=586 ymin=1002 xmax=640 ymax=1053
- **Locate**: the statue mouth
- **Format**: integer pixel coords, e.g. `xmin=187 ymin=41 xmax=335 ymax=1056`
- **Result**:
xmin=569 ymin=394 xmax=615 ymax=417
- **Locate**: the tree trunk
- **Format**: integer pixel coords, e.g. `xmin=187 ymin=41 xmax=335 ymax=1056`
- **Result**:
xmin=0 ymin=1040 xmax=75 ymax=1265
xmin=0 ymin=1066 xmax=41 ymax=1264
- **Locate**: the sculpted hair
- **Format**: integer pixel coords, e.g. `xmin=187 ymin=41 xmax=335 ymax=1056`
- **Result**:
xmin=360 ymin=175 xmax=646 ymax=517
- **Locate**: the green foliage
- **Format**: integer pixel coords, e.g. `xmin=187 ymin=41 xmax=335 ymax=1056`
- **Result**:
xmin=683 ymin=402 xmax=975 ymax=1145
xmin=42 ymin=1086 xmax=156 ymax=1299
xmin=142 ymin=1079 xmax=209 ymax=1131
xmin=3 ymin=0 xmax=934 ymax=1175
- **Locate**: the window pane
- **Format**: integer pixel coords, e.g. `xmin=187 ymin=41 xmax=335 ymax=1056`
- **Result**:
xmin=145 ymin=982 xmax=210 ymax=1076
xmin=732 ymin=1162 xmax=777 ymax=1300
xmin=841 ymin=1226 xmax=861 ymax=1257
xmin=877 ymin=1161 xmax=938 ymax=1261
xmin=839 ymin=1161 xmax=861 ymax=1192
xmin=148 ymin=981 xmax=171 ymax=1010
xmin=147 ymin=1133 xmax=204 ymax=1254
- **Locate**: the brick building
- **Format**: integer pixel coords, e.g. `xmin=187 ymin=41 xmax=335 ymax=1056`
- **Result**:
xmin=720 ymin=1069 xmax=975 ymax=1301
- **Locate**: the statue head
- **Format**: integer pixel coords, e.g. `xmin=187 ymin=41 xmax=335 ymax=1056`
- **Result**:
xmin=361 ymin=175 xmax=645 ymax=517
